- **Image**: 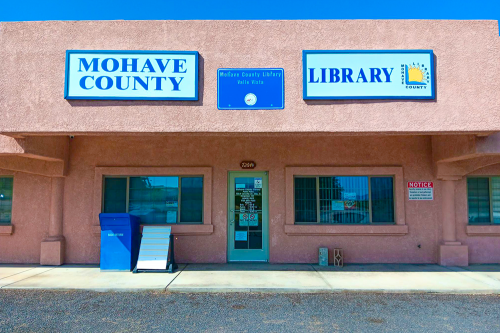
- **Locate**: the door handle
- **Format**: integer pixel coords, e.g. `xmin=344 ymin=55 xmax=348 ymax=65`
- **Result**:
xmin=230 ymin=220 xmax=235 ymax=225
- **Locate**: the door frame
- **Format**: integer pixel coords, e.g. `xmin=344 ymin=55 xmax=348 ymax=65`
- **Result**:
xmin=227 ymin=171 xmax=269 ymax=262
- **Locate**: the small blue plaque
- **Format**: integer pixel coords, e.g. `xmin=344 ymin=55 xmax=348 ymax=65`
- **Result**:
xmin=217 ymin=68 xmax=284 ymax=110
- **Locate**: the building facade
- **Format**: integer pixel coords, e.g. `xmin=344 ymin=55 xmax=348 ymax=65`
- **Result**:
xmin=0 ymin=20 xmax=499 ymax=266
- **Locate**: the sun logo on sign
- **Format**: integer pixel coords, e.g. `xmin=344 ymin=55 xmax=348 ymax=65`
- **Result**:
xmin=404 ymin=63 xmax=429 ymax=86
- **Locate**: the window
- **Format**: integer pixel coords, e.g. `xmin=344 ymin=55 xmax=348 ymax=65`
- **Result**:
xmin=467 ymin=177 xmax=500 ymax=224
xmin=0 ymin=177 xmax=13 ymax=225
xmin=103 ymin=176 xmax=203 ymax=224
xmin=294 ymin=176 xmax=394 ymax=224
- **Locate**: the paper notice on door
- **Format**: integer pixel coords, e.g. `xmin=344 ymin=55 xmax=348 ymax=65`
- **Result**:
xmin=248 ymin=213 xmax=258 ymax=226
xmin=239 ymin=213 xmax=249 ymax=226
xmin=254 ymin=178 xmax=262 ymax=189
xmin=235 ymin=231 xmax=247 ymax=241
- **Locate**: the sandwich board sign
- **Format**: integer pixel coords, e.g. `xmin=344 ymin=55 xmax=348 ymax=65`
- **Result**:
xmin=135 ymin=226 xmax=177 ymax=273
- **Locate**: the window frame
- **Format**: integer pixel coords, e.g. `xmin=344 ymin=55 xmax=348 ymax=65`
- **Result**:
xmin=93 ymin=167 xmax=213 ymax=236
xmin=293 ymin=175 xmax=395 ymax=225
xmin=0 ymin=175 xmax=14 ymax=226
xmin=102 ymin=175 xmax=204 ymax=224
xmin=285 ymin=166 xmax=406 ymax=236
xmin=466 ymin=176 xmax=499 ymax=225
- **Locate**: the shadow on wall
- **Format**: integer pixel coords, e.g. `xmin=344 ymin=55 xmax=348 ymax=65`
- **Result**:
xmin=304 ymin=54 xmax=439 ymax=106
xmin=66 ymin=54 xmax=206 ymax=107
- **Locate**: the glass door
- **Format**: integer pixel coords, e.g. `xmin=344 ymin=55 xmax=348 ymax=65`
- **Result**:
xmin=228 ymin=171 xmax=269 ymax=262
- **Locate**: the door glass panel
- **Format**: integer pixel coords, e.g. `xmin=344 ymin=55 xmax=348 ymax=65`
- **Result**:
xmin=234 ymin=177 xmax=263 ymax=250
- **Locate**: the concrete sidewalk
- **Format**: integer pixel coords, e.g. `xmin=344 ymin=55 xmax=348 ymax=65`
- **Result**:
xmin=1 ymin=263 xmax=500 ymax=294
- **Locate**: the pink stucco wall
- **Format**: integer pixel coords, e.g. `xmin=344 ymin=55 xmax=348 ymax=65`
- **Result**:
xmin=0 ymin=20 xmax=499 ymax=135
xmin=63 ymin=135 xmax=440 ymax=264
xmin=0 ymin=169 xmax=51 ymax=263
xmin=1 ymin=134 xmax=499 ymax=264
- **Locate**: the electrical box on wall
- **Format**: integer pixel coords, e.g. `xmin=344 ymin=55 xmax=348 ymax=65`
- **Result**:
xmin=319 ymin=247 xmax=328 ymax=266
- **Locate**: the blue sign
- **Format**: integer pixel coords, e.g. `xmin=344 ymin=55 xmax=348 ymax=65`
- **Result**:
xmin=303 ymin=50 xmax=435 ymax=100
xmin=218 ymin=68 xmax=284 ymax=110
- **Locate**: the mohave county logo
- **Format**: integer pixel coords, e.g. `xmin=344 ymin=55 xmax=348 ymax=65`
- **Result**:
xmin=401 ymin=63 xmax=430 ymax=89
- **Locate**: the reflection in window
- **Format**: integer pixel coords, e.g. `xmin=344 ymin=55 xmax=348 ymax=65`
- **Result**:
xmin=234 ymin=177 xmax=263 ymax=250
xmin=102 ymin=176 xmax=203 ymax=224
xmin=319 ymin=176 xmax=369 ymax=224
xmin=467 ymin=177 xmax=500 ymax=224
xmin=103 ymin=178 xmax=127 ymax=213
xmin=180 ymin=177 xmax=203 ymax=223
xmin=0 ymin=177 xmax=13 ymax=225
xmin=294 ymin=176 xmax=395 ymax=224
xmin=371 ymin=177 xmax=394 ymax=223
xmin=294 ymin=177 xmax=317 ymax=223
xmin=129 ymin=177 xmax=179 ymax=224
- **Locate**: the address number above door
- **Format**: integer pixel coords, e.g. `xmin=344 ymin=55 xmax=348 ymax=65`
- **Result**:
xmin=240 ymin=161 xmax=256 ymax=169
xmin=303 ymin=50 xmax=435 ymax=100
xmin=64 ymin=50 xmax=199 ymax=100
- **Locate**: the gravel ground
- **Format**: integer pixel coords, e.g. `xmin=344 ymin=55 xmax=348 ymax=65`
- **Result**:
xmin=0 ymin=291 xmax=499 ymax=332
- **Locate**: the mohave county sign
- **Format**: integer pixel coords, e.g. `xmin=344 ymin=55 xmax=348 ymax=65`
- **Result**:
xmin=64 ymin=50 xmax=199 ymax=100
xmin=303 ymin=50 xmax=435 ymax=100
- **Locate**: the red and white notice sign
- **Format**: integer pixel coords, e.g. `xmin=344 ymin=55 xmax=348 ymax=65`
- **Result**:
xmin=408 ymin=181 xmax=434 ymax=200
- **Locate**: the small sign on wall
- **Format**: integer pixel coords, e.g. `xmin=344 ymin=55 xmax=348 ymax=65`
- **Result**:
xmin=218 ymin=68 xmax=284 ymax=110
xmin=240 ymin=161 xmax=256 ymax=169
xmin=408 ymin=182 xmax=433 ymax=200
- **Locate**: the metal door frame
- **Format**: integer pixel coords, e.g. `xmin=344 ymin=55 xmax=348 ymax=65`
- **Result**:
xmin=227 ymin=171 xmax=269 ymax=262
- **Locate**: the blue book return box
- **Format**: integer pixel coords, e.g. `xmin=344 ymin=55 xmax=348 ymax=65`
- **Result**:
xmin=99 ymin=213 xmax=141 ymax=271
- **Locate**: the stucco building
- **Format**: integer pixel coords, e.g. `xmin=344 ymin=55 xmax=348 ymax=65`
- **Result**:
xmin=0 ymin=20 xmax=499 ymax=266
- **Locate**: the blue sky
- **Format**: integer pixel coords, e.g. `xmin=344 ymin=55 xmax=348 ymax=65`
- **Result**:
xmin=0 ymin=0 xmax=499 ymax=22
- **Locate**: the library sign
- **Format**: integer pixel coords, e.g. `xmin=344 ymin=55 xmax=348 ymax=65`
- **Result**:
xmin=64 ymin=50 xmax=199 ymax=100
xmin=303 ymin=50 xmax=435 ymax=100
